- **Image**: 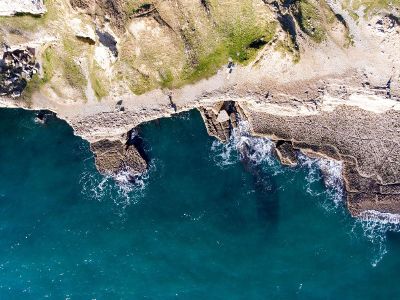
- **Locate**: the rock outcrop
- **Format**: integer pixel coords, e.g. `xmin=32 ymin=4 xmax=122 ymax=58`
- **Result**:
xmin=0 ymin=46 xmax=38 ymax=97
xmin=247 ymin=105 xmax=400 ymax=217
xmin=274 ymin=141 xmax=298 ymax=166
xmin=0 ymin=0 xmax=46 ymax=16
xmin=90 ymin=134 xmax=147 ymax=179
xmin=198 ymin=101 xmax=242 ymax=142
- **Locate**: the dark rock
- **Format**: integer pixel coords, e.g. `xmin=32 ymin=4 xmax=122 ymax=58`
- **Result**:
xmin=274 ymin=140 xmax=298 ymax=166
xmin=0 ymin=46 xmax=38 ymax=97
xmin=96 ymin=29 xmax=118 ymax=57
xmin=90 ymin=137 xmax=147 ymax=177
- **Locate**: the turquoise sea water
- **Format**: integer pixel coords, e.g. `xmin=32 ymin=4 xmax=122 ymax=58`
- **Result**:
xmin=0 ymin=108 xmax=400 ymax=299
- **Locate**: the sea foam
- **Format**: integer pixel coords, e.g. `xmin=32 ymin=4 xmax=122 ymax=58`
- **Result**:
xmin=299 ymin=154 xmax=344 ymax=207
xmin=211 ymin=120 xmax=275 ymax=168
xmin=355 ymin=211 xmax=400 ymax=267
xmin=80 ymin=158 xmax=152 ymax=212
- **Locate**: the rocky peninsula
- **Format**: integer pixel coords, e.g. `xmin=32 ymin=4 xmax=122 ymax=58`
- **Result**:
xmin=0 ymin=0 xmax=399 ymax=218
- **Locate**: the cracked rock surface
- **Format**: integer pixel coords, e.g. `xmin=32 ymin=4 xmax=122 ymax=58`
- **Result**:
xmin=247 ymin=105 xmax=400 ymax=216
xmin=90 ymin=138 xmax=147 ymax=178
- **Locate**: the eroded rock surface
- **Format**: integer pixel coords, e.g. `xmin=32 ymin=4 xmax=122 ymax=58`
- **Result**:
xmin=90 ymin=137 xmax=147 ymax=178
xmin=198 ymin=101 xmax=242 ymax=142
xmin=274 ymin=141 xmax=298 ymax=166
xmin=0 ymin=46 xmax=38 ymax=97
xmin=247 ymin=105 xmax=400 ymax=216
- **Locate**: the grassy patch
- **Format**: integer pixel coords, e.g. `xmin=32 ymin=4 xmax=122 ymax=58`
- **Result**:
xmin=119 ymin=0 xmax=276 ymax=91
xmin=21 ymin=74 xmax=41 ymax=105
xmin=123 ymin=0 xmax=154 ymax=18
xmin=128 ymin=73 xmax=154 ymax=95
xmin=21 ymin=46 xmax=56 ymax=101
xmin=180 ymin=1 xmax=276 ymax=84
xmin=225 ymin=22 xmax=275 ymax=62
xmin=61 ymin=38 xmax=87 ymax=92
xmin=182 ymin=44 xmax=229 ymax=83
xmin=0 ymin=0 xmax=58 ymax=32
xmin=90 ymin=63 xmax=109 ymax=100
xmin=295 ymin=0 xmax=327 ymax=43
xmin=63 ymin=57 xmax=87 ymax=91
xmin=159 ymin=69 xmax=174 ymax=88
xmin=42 ymin=47 xmax=56 ymax=82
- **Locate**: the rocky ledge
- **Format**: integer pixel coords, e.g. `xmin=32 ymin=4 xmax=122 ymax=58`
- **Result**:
xmin=247 ymin=105 xmax=400 ymax=217
xmin=90 ymin=132 xmax=147 ymax=181
xmin=199 ymin=98 xmax=400 ymax=218
xmin=0 ymin=0 xmax=400 ymax=219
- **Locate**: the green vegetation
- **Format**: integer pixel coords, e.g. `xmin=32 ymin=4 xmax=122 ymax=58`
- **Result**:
xmin=23 ymin=39 xmax=88 ymax=100
xmin=63 ymin=58 xmax=86 ymax=91
xmin=21 ymin=74 xmax=41 ymax=105
xmin=132 ymin=3 xmax=153 ymax=14
xmin=275 ymin=38 xmax=300 ymax=63
xmin=159 ymin=69 xmax=174 ymax=88
xmin=344 ymin=33 xmax=355 ymax=48
xmin=182 ymin=44 xmax=228 ymax=84
xmin=62 ymin=38 xmax=87 ymax=92
xmin=123 ymin=0 xmax=154 ymax=19
xmin=0 ymin=0 xmax=58 ymax=32
xmin=42 ymin=47 xmax=56 ymax=83
xmin=119 ymin=0 xmax=277 ymax=93
xmin=90 ymin=63 xmax=109 ymax=100
xmin=127 ymin=73 xmax=153 ymax=95
xmin=22 ymin=46 xmax=56 ymax=101
xmin=295 ymin=0 xmax=328 ymax=43
xmin=224 ymin=22 xmax=275 ymax=62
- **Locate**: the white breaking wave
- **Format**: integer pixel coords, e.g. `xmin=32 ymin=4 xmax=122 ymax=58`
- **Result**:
xmin=211 ymin=120 xmax=276 ymax=168
xmin=299 ymin=155 xmax=400 ymax=267
xmin=355 ymin=211 xmax=400 ymax=267
xmin=298 ymin=154 xmax=344 ymax=207
xmin=80 ymin=160 xmax=152 ymax=211
xmin=359 ymin=210 xmax=400 ymax=225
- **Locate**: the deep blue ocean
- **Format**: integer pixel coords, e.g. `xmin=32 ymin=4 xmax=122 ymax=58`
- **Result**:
xmin=1 ymin=108 xmax=400 ymax=299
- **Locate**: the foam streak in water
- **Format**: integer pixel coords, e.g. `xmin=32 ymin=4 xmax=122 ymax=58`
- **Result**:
xmin=355 ymin=211 xmax=400 ymax=267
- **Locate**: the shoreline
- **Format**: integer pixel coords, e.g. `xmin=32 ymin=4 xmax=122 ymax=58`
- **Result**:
xmin=1 ymin=95 xmax=399 ymax=221
xmin=1 ymin=1 xmax=400 ymax=220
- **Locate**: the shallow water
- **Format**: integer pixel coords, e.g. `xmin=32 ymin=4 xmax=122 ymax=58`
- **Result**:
xmin=0 ymin=108 xmax=400 ymax=299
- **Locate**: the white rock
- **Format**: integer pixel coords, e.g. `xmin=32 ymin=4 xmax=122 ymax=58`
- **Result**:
xmin=216 ymin=110 xmax=230 ymax=123
xmin=70 ymin=18 xmax=96 ymax=43
xmin=0 ymin=0 xmax=46 ymax=16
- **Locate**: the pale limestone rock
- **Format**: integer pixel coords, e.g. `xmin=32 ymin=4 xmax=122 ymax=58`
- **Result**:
xmin=70 ymin=18 xmax=96 ymax=43
xmin=0 ymin=0 xmax=46 ymax=16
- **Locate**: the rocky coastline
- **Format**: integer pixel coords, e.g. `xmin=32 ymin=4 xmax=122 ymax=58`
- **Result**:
xmin=0 ymin=0 xmax=399 ymax=218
